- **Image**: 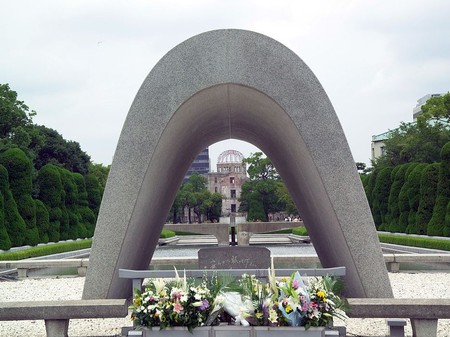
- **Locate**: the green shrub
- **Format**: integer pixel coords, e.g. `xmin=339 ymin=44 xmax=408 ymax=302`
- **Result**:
xmin=404 ymin=164 xmax=427 ymax=233
xmin=0 ymin=148 xmax=39 ymax=245
xmin=0 ymin=164 xmax=26 ymax=246
xmin=429 ymin=142 xmax=450 ymax=236
xmin=73 ymin=173 xmax=88 ymax=207
xmin=35 ymin=199 xmax=49 ymax=243
xmin=386 ymin=165 xmax=408 ymax=232
xmin=292 ymin=226 xmax=308 ymax=236
xmin=364 ymin=169 xmax=378 ymax=211
xmin=371 ymin=167 xmax=393 ymax=229
xmin=0 ymin=239 xmax=92 ymax=260
xmin=378 ymin=233 xmax=450 ymax=252
xmin=37 ymin=164 xmax=65 ymax=242
xmin=85 ymin=174 xmax=101 ymax=217
xmin=396 ymin=163 xmax=420 ymax=233
xmin=416 ymin=163 xmax=439 ymax=235
xmin=0 ymin=193 xmax=12 ymax=250
xmin=160 ymin=229 xmax=176 ymax=238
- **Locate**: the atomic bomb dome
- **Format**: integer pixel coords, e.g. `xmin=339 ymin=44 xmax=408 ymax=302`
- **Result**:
xmin=217 ymin=150 xmax=244 ymax=164
xmin=204 ymin=149 xmax=248 ymax=215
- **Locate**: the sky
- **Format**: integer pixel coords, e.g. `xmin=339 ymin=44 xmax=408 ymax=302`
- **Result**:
xmin=1 ymin=0 xmax=449 ymax=168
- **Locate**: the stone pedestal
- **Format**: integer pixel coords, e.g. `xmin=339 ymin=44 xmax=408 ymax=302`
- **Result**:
xmin=411 ymin=318 xmax=438 ymax=337
xmin=45 ymin=319 xmax=69 ymax=337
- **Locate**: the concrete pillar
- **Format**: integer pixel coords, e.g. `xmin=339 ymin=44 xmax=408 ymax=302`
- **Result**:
xmin=387 ymin=262 xmax=400 ymax=273
xmin=237 ymin=231 xmax=250 ymax=246
xmin=411 ymin=318 xmax=438 ymax=337
xmin=77 ymin=266 xmax=87 ymax=277
xmin=387 ymin=318 xmax=406 ymax=337
xmin=17 ymin=268 xmax=27 ymax=279
xmin=45 ymin=319 xmax=69 ymax=337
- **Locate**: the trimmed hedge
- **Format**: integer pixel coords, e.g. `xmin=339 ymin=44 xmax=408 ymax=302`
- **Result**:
xmin=0 ymin=230 xmax=175 ymax=260
xmin=372 ymin=167 xmax=393 ymax=229
xmin=378 ymin=233 xmax=450 ymax=252
xmin=160 ymin=229 xmax=176 ymax=238
xmin=292 ymin=226 xmax=308 ymax=236
xmin=0 ymin=239 xmax=92 ymax=260
xmin=428 ymin=142 xmax=450 ymax=236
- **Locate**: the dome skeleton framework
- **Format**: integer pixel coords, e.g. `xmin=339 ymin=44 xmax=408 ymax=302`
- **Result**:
xmin=217 ymin=149 xmax=245 ymax=164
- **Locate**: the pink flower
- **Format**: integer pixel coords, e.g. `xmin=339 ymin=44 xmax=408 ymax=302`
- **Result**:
xmin=173 ymin=302 xmax=183 ymax=314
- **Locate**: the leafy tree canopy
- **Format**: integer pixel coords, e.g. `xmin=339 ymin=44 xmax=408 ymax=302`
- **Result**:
xmin=243 ymin=152 xmax=279 ymax=181
xmin=418 ymin=92 xmax=450 ymax=124
xmin=0 ymin=84 xmax=92 ymax=174
xmin=0 ymin=84 xmax=35 ymax=139
xmin=375 ymin=93 xmax=450 ymax=169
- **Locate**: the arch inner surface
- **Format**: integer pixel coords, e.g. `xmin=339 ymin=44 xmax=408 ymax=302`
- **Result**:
xmin=82 ymin=29 xmax=393 ymax=300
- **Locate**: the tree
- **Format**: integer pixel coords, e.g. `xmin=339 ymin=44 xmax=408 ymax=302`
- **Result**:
xmin=276 ymin=183 xmax=298 ymax=216
xmin=179 ymin=173 xmax=208 ymax=223
xmin=31 ymin=125 xmax=91 ymax=175
xmin=178 ymin=186 xmax=195 ymax=223
xmin=243 ymin=152 xmax=279 ymax=181
xmin=239 ymin=153 xmax=289 ymax=221
xmin=377 ymin=120 xmax=450 ymax=167
xmin=201 ymin=192 xmax=222 ymax=222
xmin=0 ymin=84 xmax=35 ymax=139
xmin=418 ymin=92 xmax=450 ymax=124
xmin=88 ymin=163 xmax=110 ymax=194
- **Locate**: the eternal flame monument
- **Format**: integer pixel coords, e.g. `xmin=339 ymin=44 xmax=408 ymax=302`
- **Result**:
xmin=82 ymin=29 xmax=393 ymax=300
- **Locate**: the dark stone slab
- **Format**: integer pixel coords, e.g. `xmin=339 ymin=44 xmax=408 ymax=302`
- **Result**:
xmin=198 ymin=246 xmax=271 ymax=269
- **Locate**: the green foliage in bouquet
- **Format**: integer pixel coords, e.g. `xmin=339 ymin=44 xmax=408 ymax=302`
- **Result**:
xmin=129 ymin=271 xmax=347 ymax=331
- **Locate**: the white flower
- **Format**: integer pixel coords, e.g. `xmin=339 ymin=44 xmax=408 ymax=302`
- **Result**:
xmin=153 ymin=279 xmax=166 ymax=295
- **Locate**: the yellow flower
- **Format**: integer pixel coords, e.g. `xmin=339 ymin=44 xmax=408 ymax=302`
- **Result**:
xmin=317 ymin=291 xmax=326 ymax=299
xmin=285 ymin=304 xmax=293 ymax=313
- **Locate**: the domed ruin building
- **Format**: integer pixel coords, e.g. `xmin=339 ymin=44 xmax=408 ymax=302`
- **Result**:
xmin=205 ymin=150 xmax=248 ymax=216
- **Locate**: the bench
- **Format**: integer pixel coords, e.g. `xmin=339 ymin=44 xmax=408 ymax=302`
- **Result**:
xmin=0 ymin=299 xmax=128 ymax=337
xmin=347 ymin=297 xmax=450 ymax=337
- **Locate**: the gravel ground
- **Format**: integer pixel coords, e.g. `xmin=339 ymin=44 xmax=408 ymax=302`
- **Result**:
xmin=1 ymin=272 xmax=449 ymax=337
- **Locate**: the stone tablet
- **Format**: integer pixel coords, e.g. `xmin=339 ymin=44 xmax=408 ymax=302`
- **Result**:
xmin=198 ymin=247 xmax=271 ymax=269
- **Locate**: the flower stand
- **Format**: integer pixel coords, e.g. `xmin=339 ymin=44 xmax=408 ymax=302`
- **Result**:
xmin=127 ymin=326 xmax=326 ymax=337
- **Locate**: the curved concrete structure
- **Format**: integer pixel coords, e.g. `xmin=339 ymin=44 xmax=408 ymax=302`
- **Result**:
xmin=83 ymin=29 xmax=393 ymax=300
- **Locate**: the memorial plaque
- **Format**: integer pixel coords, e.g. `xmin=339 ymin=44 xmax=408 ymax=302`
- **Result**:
xmin=198 ymin=246 xmax=271 ymax=269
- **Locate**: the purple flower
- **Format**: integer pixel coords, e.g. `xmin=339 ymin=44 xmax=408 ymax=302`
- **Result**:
xmin=293 ymin=280 xmax=300 ymax=289
xmin=199 ymin=299 xmax=209 ymax=310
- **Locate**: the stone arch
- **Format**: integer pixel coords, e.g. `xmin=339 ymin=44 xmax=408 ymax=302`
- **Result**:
xmin=83 ymin=29 xmax=393 ymax=300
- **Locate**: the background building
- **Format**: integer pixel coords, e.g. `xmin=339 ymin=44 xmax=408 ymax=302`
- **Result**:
xmin=371 ymin=93 xmax=446 ymax=162
xmin=184 ymin=148 xmax=210 ymax=182
xmin=205 ymin=150 xmax=248 ymax=216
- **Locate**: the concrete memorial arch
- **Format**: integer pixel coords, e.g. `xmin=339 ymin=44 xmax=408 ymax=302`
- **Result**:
xmin=83 ymin=29 xmax=393 ymax=300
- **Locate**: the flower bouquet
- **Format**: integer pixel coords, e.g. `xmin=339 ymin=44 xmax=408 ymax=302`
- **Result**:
xmin=130 ymin=271 xmax=214 ymax=332
xmin=129 ymin=269 xmax=347 ymax=332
